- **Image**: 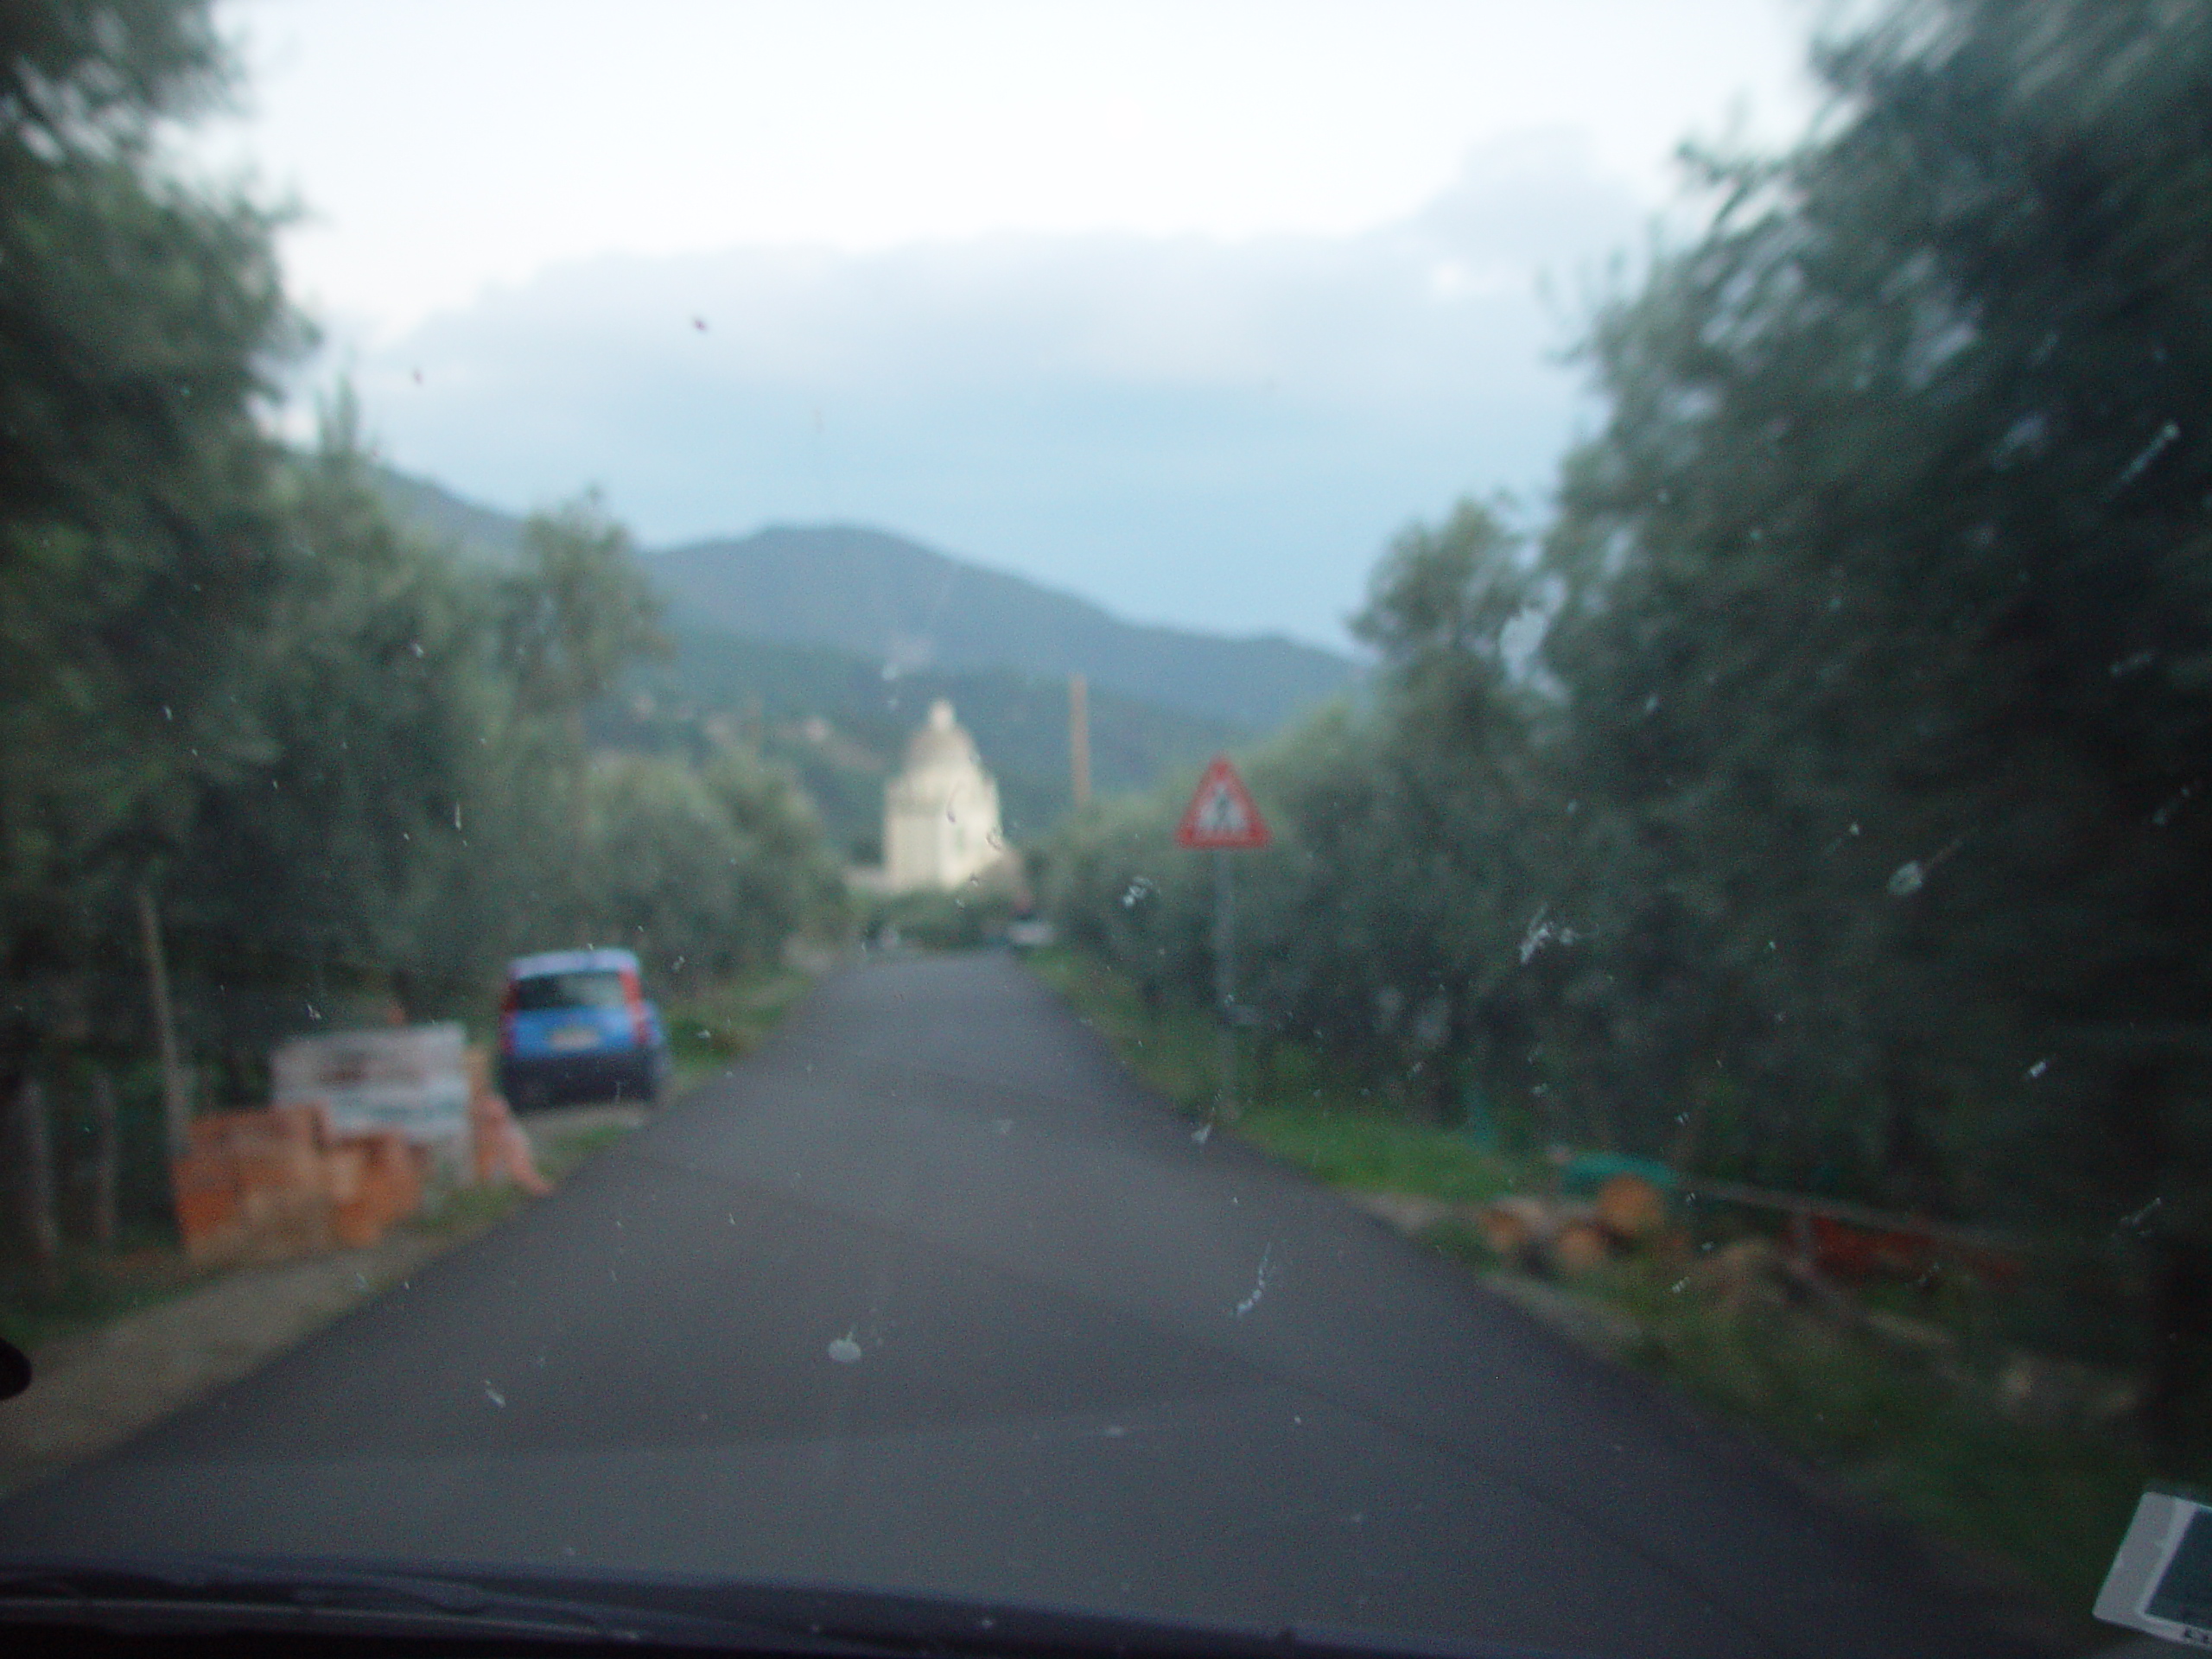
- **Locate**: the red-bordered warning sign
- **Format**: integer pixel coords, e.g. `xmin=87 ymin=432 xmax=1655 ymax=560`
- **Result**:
xmin=1175 ymin=755 xmax=1271 ymax=849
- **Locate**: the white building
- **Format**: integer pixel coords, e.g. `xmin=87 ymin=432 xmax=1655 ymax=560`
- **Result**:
xmin=882 ymin=700 xmax=1005 ymax=893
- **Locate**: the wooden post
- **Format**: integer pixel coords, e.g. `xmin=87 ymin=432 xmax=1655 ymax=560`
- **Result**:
xmin=16 ymin=1077 xmax=59 ymax=1287
xmin=91 ymin=1069 xmax=118 ymax=1250
xmin=137 ymin=885 xmax=190 ymax=1158
xmin=1068 ymin=674 xmax=1091 ymax=809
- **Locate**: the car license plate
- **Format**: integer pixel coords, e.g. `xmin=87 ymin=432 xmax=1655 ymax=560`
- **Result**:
xmin=549 ymin=1026 xmax=601 ymax=1052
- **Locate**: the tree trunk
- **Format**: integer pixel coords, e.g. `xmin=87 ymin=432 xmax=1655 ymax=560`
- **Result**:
xmin=2145 ymin=1235 xmax=2212 ymax=1462
xmin=90 ymin=1069 xmax=118 ymax=1251
xmin=15 ymin=1076 xmax=60 ymax=1289
xmin=137 ymin=885 xmax=190 ymax=1157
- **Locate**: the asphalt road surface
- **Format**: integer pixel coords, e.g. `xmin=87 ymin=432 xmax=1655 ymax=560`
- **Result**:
xmin=0 ymin=956 xmax=2042 ymax=1657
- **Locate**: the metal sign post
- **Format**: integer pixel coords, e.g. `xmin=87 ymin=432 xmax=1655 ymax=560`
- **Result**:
xmin=1214 ymin=849 xmax=1235 ymax=1112
xmin=1175 ymin=756 xmax=1270 ymax=1119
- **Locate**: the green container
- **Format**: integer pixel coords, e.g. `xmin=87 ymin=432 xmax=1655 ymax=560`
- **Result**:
xmin=1558 ymin=1151 xmax=1676 ymax=1198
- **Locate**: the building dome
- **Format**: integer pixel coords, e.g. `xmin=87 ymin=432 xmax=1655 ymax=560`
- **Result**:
xmin=903 ymin=699 xmax=976 ymax=773
xmin=881 ymin=700 xmax=1005 ymax=893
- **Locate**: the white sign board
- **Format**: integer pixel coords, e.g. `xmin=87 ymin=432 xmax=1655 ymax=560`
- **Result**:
xmin=271 ymin=1022 xmax=470 ymax=1148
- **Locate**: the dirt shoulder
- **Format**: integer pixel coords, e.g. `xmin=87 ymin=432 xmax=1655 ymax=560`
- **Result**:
xmin=0 ymin=1104 xmax=643 ymax=1498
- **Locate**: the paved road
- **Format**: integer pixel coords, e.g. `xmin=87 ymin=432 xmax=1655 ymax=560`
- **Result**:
xmin=0 ymin=957 xmax=2039 ymax=1657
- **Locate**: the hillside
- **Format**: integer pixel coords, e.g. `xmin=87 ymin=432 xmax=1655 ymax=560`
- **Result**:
xmin=649 ymin=525 xmax=1357 ymax=732
xmin=370 ymin=463 xmax=1338 ymax=840
xmin=372 ymin=467 xmax=524 ymax=564
xmin=594 ymin=627 xmax=1241 ymax=858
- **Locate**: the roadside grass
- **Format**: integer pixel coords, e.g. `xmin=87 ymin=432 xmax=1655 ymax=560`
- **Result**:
xmin=1030 ymin=946 xmax=1530 ymax=1205
xmin=1026 ymin=942 xmax=2147 ymax=1635
xmin=1236 ymin=1110 xmax=1524 ymax=1205
xmin=664 ymin=965 xmax=813 ymax=1090
xmin=1595 ymin=1256 xmax=2149 ymax=1619
xmin=0 ymin=1246 xmax=216 ymax=1355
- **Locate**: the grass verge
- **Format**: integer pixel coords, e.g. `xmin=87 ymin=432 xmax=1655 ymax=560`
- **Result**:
xmin=664 ymin=965 xmax=815 ymax=1091
xmin=1027 ymin=942 xmax=2149 ymax=1638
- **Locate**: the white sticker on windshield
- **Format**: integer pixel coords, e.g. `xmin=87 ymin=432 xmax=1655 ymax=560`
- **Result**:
xmin=2097 ymin=1486 xmax=2212 ymax=1646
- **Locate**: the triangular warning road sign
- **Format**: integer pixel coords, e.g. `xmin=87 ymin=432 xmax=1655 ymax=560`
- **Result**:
xmin=1175 ymin=755 xmax=1271 ymax=849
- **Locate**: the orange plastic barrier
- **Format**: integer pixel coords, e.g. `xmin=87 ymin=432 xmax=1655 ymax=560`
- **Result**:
xmin=466 ymin=1048 xmax=549 ymax=1197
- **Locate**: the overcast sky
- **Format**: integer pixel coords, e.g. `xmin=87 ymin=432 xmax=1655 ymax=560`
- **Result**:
xmin=207 ymin=0 xmax=1822 ymax=648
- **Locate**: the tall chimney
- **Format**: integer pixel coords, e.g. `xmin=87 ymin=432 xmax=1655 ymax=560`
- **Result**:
xmin=1069 ymin=673 xmax=1091 ymax=808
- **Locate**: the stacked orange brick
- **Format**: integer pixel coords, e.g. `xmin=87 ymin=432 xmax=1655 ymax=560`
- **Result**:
xmin=171 ymin=1104 xmax=420 ymax=1265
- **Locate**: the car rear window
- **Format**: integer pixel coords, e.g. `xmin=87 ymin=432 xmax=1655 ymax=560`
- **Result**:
xmin=511 ymin=970 xmax=628 ymax=1012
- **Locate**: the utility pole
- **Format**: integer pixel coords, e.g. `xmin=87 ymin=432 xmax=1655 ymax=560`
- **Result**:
xmin=1068 ymin=674 xmax=1091 ymax=809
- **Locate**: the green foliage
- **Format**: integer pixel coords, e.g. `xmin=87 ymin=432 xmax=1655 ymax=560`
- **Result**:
xmin=570 ymin=748 xmax=846 ymax=986
xmin=1601 ymin=1259 xmax=2148 ymax=1621
xmin=1043 ymin=0 xmax=2212 ymax=1459
xmin=663 ymin=968 xmax=815 ymax=1084
xmin=0 ymin=0 xmax=295 ymax=1056
xmin=865 ymin=885 xmax=1018 ymax=952
xmin=1236 ymin=1110 xmax=1522 ymax=1205
xmin=499 ymin=496 xmax=665 ymax=721
xmin=596 ymin=626 xmax=1246 ymax=856
xmin=0 ymin=3 xmax=847 ymax=1264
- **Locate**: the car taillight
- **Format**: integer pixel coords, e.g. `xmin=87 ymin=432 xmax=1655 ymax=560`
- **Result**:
xmin=623 ymin=969 xmax=650 ymax=1046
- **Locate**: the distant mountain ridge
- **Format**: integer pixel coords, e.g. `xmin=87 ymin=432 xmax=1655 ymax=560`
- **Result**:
xmin=648 ymin=525 xmax=1358 ymax=733
xmin=373 ymin=467 xmax=525 ymax=564
xmin=599 ymin=628 xmax=1243 ymax=857
xmin=372 ymin=465 xmax=1360 ymax=732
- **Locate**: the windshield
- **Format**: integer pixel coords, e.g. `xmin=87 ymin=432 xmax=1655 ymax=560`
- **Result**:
xmin=0 ymin=2 xmax=2204 ymax=1656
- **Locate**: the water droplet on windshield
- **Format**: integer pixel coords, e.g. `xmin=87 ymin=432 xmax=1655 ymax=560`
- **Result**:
xmin=1233 ymin=1246 xmax=1273 ymax=1317
xmin=1887 ymin=861 xmax=1925 ymax=896
xmin=827 ymin=1331 xmax=862 ymax=1363
xmin=484 ymin=1382 xmax=505 ymax=1408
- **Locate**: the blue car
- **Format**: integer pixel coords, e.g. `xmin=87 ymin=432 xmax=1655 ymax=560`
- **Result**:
xmin=497 ymin=948 xmax=671 ymax=1110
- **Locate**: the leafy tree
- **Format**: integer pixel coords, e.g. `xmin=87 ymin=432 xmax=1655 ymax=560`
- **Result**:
xmin=1047 ymin=0 xmax=2212 ymax=1454
xmin=1534 ymin=0 xmax=2212 ymax=1442
xmin=572 ymin=747 xmax=845 ymax=986
xmin=499 ymin=495 xmax=665 ymax=731
xmin=0 ymin=0 xmax=293 ymax=1067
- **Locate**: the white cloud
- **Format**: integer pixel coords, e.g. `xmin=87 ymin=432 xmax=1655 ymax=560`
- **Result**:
xmin=327 ymin=131 xmax=1645 ymax=646
xmin=209 ymin=0 xmax=1821 ymax=645
xmin=209 ymin=0 xmax=1815 ymax=335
